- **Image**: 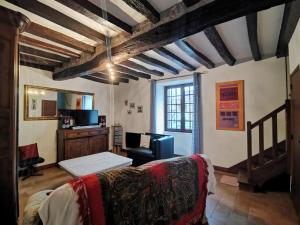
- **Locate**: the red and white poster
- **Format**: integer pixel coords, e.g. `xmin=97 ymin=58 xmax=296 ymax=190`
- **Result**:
xmin=216 ymin=80 xmax=244 ymax=131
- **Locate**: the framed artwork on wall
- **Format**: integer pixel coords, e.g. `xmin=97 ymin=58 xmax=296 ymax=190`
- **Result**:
xmin=216 ymin=80 xmax=244 ymax=131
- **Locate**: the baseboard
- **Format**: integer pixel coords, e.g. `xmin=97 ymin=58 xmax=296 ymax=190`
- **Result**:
xmin=213 ymin=165 xmax=238 ymax=175
xmin=36 ymin=163 xmax=57 ymax=171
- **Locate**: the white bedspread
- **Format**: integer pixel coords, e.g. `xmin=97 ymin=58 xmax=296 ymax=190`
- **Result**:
xmin=200 ymin=154 xmax=217 ymax=194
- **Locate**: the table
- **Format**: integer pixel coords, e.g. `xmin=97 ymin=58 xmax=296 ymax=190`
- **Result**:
xmin=58 ymin=152 xmax=132 ymax=177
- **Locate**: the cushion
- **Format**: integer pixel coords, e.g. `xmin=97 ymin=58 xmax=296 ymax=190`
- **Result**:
xmin=140 ymin=134 xmax=151 ymax=148
xmin=126 ymin=148 xmax=154 ymax=158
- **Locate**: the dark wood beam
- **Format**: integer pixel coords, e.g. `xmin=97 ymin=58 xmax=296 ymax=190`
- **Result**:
xmin=120 ymin=60 xmax=164 ymax=76
xmin=204 ymin=26 xmax=236 ymax=66
xmin=19 ymin=45 xmax=70 ymax=62
xmin=183 ymin=0 xmax=202 ymax=7
xmin=19 ymin=35 xmax=80 ymax=58
xmin=91 ymin=73 xmax=129 ymax=83
xmin=7 ymin=0 xmax=105 ymax=42
xmin=83 ymin=75 xmax=119 ymax=85
xmin=276 ymin=1 xmax=300 ymax=57
xmin=154 ymin=47 xmax=196 ymax=71
xmin=20 ymin=60 xmax=54 ymax=72
xmin=54 ymin=0 xmax=132 ymax=34
xmin=122 ymin=0 xmax=160 ymax=23
xmin=20 ymin=54 xmax=63 ymax=67
xmin=26 ymin=22 xmax=95 ymax=53
xmin=113 ymin=65 xmax=151 ymax=79
xmin=100 ymin=71 xmax=139 ymax=80
xmin=175 ymin=40 xmax=214 ymax=68
xmin=246 ymin=13 xmax=261 ymax=61
xmin=134 ymin=54 xmax=179 ymax=74
xmin=54 ymin=0 xmax=293 ymax=80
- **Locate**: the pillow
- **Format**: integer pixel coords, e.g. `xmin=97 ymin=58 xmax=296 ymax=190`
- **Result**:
xmin=140 ymin=134 xmax=151 ymax=148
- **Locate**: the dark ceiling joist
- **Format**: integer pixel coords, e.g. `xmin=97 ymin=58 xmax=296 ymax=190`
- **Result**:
xmin=204 ymin=26 xmax=236 ymax=66
xmin=20 ymin=54 xmax=63 ymax=67
xmin=19 ymin=45 xmax=70 ymax=63
xmin=183 ymin=0 xmax=202 ymax=7
xmin=175 ymin=40 xmax=214 ymax=69
xmin=154 ymin=47 xmax=196 ymax=71
xmin=134 ymin=54 xmax=179 ymax=74
xmin=276 ymin=1 xmax=300 ymax=57
xmin=20 ymin=61 xmax=54 ymax=72
xmin=19 ymin=35 xmax=80 ymax=58
xmin=54 ymin=0 xmax=132 ymax=34
xmin=120 ymin=61 xmax=164 ymax=76
xmin=84 ymin=75 xmax=119 ymax=85
xmin=91 ymin=73 xmax=129 ymax=83
xmin=246 ymin=13 xmax=261 ymax=61
xmin=53 ymin=0 xmax=293 ymax=80
xmin=26 ymin=22 xmax=95 ymax=53
xmin=7 ymin=0 xmax=105 ymax=42
xmin=122 ymin=0 xmax=160 ymax=23
xmin=113 ymin=65 xmax=151 ymax=79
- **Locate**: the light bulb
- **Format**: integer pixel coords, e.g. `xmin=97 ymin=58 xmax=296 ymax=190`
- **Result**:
xmin=106 ymin=63 xmax=113 ymax=69
xmin=110 ymin=75 xmax=115 ymax=81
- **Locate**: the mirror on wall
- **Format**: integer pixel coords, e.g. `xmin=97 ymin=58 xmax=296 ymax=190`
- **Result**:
xmin=24 ymin=85 xmax=94 ymax=120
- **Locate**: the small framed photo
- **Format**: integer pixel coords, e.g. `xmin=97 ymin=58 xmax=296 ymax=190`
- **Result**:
xmin=127 ymin=109 xmax=132 ymax=115
xmin=137 ymin=105 xmax=143 ymax=113
xmin=125 ymin=100 xmax=128 ymax=106
xmin=130 ymin=103 xmax=135 ymax=108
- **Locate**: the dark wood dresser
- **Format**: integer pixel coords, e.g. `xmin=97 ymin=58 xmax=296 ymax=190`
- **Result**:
xmin=57 ymin=127 xmax=109 ymax=162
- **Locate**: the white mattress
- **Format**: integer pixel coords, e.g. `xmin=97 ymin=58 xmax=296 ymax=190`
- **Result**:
xmin=59 ymin=152 xmax=133 ymax=177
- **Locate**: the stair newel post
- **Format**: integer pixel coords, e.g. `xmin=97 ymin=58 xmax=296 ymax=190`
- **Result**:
xmin=259 ymin=123 xmax=264 ymax=165
xmin=247 ymin=121 xmax=252 ymax=178
xmin=272 ymin=115 xmax=278 ymax=159
xmin=285 ymin=99 xmax=291 ymax=173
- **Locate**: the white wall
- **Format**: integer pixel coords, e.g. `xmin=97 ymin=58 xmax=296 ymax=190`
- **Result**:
xmin=19 ymin=66 xmax=113 ymax=165
xmin=114 ymin=57 xmax=287 ymax=167
xmin=289 ymin=19 xmax=300 ymax=73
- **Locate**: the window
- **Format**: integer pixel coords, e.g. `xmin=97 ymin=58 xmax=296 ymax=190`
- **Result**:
xmin=164 ymin=83 xmax=194 ymax=132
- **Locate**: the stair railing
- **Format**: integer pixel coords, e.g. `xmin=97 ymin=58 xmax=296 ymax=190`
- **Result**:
xmin=246 ymin=100 xmax=290 ymax=179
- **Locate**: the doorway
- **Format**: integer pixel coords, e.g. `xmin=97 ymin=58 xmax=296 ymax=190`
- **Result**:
xmin=291 ymin=65 xmax=300 ymax=217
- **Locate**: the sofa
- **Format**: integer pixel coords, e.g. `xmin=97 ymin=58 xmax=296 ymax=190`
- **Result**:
xmin=23 ymin=154 xmax=211 ymax=225
xmin=125 ymin=132 xmax=174 ymax=166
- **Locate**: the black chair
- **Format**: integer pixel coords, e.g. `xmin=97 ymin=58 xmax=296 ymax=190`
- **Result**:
xmin=19 ymin=143 xmax=45 ymax=180
xmin=125 ymin=132 xmax=174 ymax=166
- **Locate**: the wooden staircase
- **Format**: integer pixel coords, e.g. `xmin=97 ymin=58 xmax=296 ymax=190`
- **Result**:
xmin=238 ymin=100 xmax=291 ymax=190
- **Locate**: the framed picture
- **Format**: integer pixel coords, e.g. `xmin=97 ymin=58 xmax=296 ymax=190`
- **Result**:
xmin=125 ymin=100 xmax=128 ymax=106
xmin=216 ymin=80 xmax=244 ymax=131
xmin=130 ymin=102 xmax=135 ymax=108
xmin=137 ymin=105 xmax=143 ymax=113
xmin=127 ymin=109 xmax=132 ymax=115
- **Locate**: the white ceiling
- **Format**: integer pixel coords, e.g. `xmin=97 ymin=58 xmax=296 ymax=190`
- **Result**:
xmin=0 ymin=0 xmax=287 ymax=77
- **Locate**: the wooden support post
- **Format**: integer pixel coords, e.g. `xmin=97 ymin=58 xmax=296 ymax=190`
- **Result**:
xmin=247 ymin=121 xmax=252 ymax=179
xmin=259 ymin=123 xmax=265 ymax=165
xmin=285 ymin=99 xmax=291 ymax=173
xmin=272 ymin=115 xmax=278 ymax=158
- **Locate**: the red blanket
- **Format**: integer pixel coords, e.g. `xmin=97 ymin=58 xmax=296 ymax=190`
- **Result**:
xmin=69 ymin=154 xmax=208 ymax=225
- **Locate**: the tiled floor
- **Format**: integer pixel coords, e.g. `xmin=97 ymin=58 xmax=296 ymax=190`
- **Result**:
xmin=18 ymin=167 xmax=299 ymax=225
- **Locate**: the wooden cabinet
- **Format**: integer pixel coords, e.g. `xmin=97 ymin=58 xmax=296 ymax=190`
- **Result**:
xmin=0 ymin=7 xmax=29 ymax=224
xmin=57 ymin=127 xmax=109 ymax=161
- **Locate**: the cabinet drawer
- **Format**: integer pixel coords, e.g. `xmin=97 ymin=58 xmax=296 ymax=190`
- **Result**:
xmin=89 ymin=131 xmax=100 ymax=136
xmin=66 ymin=132 xmax=89 ymax=139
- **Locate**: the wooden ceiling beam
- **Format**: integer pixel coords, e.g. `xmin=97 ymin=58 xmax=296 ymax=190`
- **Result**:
xmin=20 ymin=53 xmax=63 ymax=67
xmin=83 ymin=75 xmax=119 ymax=85
xmin=53 ymin=0 xmax=293 ymax=80
xmin=26 ymin=22 xmax=95 ymax=53
xmin=113 ymin=65 xmax=151 ymax=79
xmin=19 ymin=45 xmax=70 ymax=63
xmin=120 ymin=60 xmax=164 ymax=76
xmin=154 ymin=47 xmax=196 ymax=71
xmin=204 ymin=26 xmax=236 ymax=66
xmin=20 ymin=61 xmax=54 ymax=72
xmin=122 ymin=0 xmax=160 ymax=23
xmin=7 ymin=0 xmax=105 ymax=42
xmin=276 ymin=1 xmax=300 ymax=57
xmin=175 ymin=40 xmax=214 ymax=69
xmin=91 ymin=73 xmax=129 ymax=83
xmin=54 ymin=0 xmax=132 ymax=34
xmin=246 ymin=13 xmax=261 ymax=61
xmin=183 ymin=0 xmax=202 ymax=7
xmin=19 ymin=35 xmax=80 ymax=58
xmin=134 ymin=54 xmax=179 ymax=74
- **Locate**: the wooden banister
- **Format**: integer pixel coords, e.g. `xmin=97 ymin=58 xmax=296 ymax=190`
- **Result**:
xmin=259 ymin=123 xmax=264 ymax=165
xmin=272 ymin=115 xmax=278 ymax=158
xmin=247 ymin=121 xmax=252 ymax=178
